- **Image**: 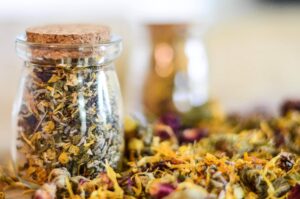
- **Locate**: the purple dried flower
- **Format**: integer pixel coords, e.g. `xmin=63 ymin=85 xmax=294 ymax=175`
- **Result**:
xmin=79 ymin=178 xmax=88 ymax=185
xmin=25 ymin=115 xmax=38 ymax=128
xmin=98 ymin=172 xmax=113 ymax=188
xmin=155 ymin=128 xmax=173 ymax=140
xmin=159 ymin=113 xmax=181 ymax=134
xmin=35 ymin=70 xmax=53 ymax=83
xmin=179 ymin=128 xmax=208 ymax=144
xmin=127 ymin=177 xmax=134 ymax=187
xmin=150 ymin=183 xmax=176 ymax=199
xmin=288 ymin=184 xmax=300 ymax=199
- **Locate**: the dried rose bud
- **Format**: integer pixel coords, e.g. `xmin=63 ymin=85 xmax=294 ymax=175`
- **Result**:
xmin=180 ymin=128 xmax=208 ymax=144
xmin=70 ymin=176 xmax=89 ymax=186
xmin=149 ymin=182 xmax=176 ymax=199
xmin=79 ymin=178 xmax=88 ymax=185
xmin=159 ymin=113 xmax=181 ymax=134
xmin=98 ymin=172 xmax=113 ymax=188
xmin=124 ymin=177 xmax=135 ymax=192
xmin=34 ymin=183 xmax=56 ymax=199
xmin=288 ymin=184 xmax=300 ymax=199
xmin=34 ymin=190 xmax=52 ymax=199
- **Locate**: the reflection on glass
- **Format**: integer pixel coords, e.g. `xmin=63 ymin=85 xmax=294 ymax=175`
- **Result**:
xmin=143 ymin=24 xmax=209 ymax=116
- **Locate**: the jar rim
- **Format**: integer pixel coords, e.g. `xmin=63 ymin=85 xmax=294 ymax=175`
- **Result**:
xmin=16 ymin=33 xmax=122 ymax=48
xmin=15 ymin=33 xmax=123 ymax=63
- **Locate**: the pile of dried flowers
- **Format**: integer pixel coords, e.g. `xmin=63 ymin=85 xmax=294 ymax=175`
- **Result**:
xmin=1 ymin=101 xmax=300 ymax=199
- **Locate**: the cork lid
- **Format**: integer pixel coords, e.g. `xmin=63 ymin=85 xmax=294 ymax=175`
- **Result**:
xmin=20 ymin=24 xmax=114 ymax=60
xmin=26 ymin=24 xmax=111 ymax=44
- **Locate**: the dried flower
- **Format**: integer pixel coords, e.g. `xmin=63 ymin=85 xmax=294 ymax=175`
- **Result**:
xmin=179 ymin=128 xmax=208 ymax=143
xmin=42 ymin=121 xmax=55 ymax=133
xmin=4 ymin=100 xmax=300 ymax=198
xmin=276 ymin=152 xmax=296 ymax=172
xmin=15 ymin=62 xmax=124 ymax=184
xmin=34 ymin=189 xmax=52 ymax=199
xmin=149 ymin=182 xmax=176 ymax=199
xmin=34 ymin=183 xmax=56 ymax=199
xmin=288 ymin=184 xmax=300 ymax=199
xmin=58 ymin=152 xmax=69 ymax=165
xmin=68 ymin=145 xmax=80 ymax=156
xmin=239 ymin=168 xmax=268 ymax=198
xmin=159 ymin=113 xmax=181 ymax=134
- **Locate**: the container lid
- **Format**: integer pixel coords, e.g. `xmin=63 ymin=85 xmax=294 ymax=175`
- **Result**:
xmin=16 ymin=24 xmax=122 ymax=61
xmin=26 ymin=24 xmax=111 ymax=44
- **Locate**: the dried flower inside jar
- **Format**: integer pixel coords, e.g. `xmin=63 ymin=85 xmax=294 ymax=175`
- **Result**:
xmin=13 ymin=24 xmax=124 ymax=185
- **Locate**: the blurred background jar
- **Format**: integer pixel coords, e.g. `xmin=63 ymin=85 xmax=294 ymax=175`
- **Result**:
xmin=143 ymin=24 xmax=209 ymax=117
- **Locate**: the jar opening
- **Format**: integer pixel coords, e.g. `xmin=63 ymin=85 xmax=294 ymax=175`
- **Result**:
xmin=16 ymin=33 xmax=122 ymax=66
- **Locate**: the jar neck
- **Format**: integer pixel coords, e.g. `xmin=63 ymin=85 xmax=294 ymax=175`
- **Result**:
xmin=24 ymin=60 xmax=116 ymax=72
xmin=16 ymin=34 xmax=122 ymax=67
xmin=24 ymin=57 xmax=116 ymax=69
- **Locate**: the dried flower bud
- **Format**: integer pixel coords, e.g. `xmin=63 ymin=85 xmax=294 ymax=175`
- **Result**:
xmin=34 ymin=190 xmax=52 ymax=199
xmin=58 ymin=152 xmax=70 ymax=165
xmin=272 ymin=177 xmax=291 ymax=197
xmin=48 ymin=168 xmax=70 ymax=188
xmin=159 ymin=113 xmax=181 ymax=134
xmin=98 ymin=172 xmax=113 ymax=188
xmin=288 ymin=184 xmax=300 ymax=199
xmin=239 ymin=168 xmax=268 ymax=198
xmin=179 ymin=128 xmax=208 ymax=144
xmin=276 ymin=152 xmax=296 ymax=172
xmin=149 ymin=182 xmax=176 ymax=199
xmin=42 ymin=121 xmax=55 ymax=134
xmin=154 ymin=124 xmax=176 ymax=141
xmin=34 ymin=183 xmax=56 ymax=199
xmin=79 ymin=178 xmax=89 ymax=185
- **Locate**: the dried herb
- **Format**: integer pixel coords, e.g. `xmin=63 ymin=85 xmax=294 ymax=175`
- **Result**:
xmin=272 ymin=177 xmax=291 ymax=197
xmin=2 ymin=100 xmax=300 ymax=198
xmin=276 ymin=152 xmax=296 ymax=172
xmin=15 ymin=62 xmax=123 ymax=184
xmin=288 ymin=184 xmax=300 ymax=199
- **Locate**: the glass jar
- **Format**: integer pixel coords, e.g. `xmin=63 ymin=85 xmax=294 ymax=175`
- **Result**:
xmin=143 ymin=24 xmax=209 ymax=116
xmin=12 ymin=26 xmax=124 ymax=185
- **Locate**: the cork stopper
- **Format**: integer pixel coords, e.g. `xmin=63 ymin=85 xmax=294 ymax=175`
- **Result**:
xmin=26 ymin=24 xmax=111 ymax=44
xmin=25 ymin=24 xmax=112 ymax=60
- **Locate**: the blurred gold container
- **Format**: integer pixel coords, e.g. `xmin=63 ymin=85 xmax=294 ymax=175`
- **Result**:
xmin=143 ymin=24 xmax=209 ymax=117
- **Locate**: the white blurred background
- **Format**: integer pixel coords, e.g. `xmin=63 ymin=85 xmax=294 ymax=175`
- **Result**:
xmin=1 ymin=0 xmax=300 ymax=153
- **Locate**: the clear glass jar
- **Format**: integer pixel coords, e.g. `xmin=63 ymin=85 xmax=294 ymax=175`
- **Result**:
xmin=12 ymin=33 xmax=124 ymax=185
